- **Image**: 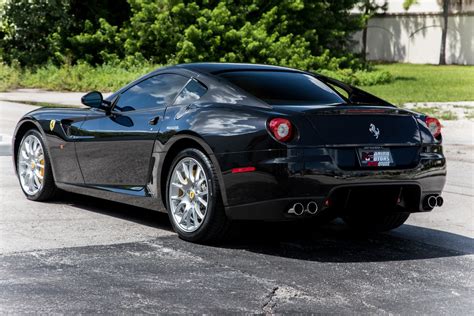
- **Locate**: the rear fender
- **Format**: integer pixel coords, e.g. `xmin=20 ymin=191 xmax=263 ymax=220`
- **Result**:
xmin=151 ymin=133 xmax=229 ymax=207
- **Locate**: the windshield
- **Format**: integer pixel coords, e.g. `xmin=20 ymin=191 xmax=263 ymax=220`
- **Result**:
xmin=218 ymin=71 xmax=346 ymax=105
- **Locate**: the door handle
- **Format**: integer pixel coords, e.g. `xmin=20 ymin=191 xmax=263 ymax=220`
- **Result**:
xmin=148 ymin=116 xmax=160 ymax=125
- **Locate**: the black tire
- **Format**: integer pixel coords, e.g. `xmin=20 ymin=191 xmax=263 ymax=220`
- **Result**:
xmin=343 ymin=212 xmax=410 ymax=232
xmin=165 ymin=148 xmax=230 ymax=243
xmin=17 ymin=129 xmax=57 ymax=201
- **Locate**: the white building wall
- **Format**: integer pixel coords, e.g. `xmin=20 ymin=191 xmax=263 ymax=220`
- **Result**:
xmin=353 ymin=14 xmax=474 ymax=65
xmin=353 ymin=0 xmax=474 ymax=14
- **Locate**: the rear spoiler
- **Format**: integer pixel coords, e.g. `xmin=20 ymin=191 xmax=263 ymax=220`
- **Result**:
xmin=315 ymin=74 xmax=395 ymax=108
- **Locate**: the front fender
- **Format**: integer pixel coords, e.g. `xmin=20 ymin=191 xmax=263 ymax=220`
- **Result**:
xmin=12 ymin=118 xmax=49 ymax=174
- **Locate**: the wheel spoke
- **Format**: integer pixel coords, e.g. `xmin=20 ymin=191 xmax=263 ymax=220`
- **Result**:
xmin=34 ymin=170 xmax=44 ymax=179
xmin=197 ymin=196 xmax=207 ymax=208
xmin=189 ymin=160 xmax=195 ymax=183
xmin=171 ymin=182 xmax=183 ymax=189
xmin=180 ymin=205 xmax=190 ymax=227
xmin=195 ymin=205 xmax=205 ymax=220
xmin=191 ymin=207 xmax=198 ymax=226
xmin=26 ymin=140 xmax=33 ymax=156
xmin=176 ymin=171 xmax=187 ymax=185
xmin=196 ymin=188 xmax=207 ymax=197
xmin=175 ymin=201 xmax=185 ymax=212
xmin=194 ymin=166 xmax=201 ymax=182
xmin=33 ymin=174 xmax=41 ymax=187
xmin=28 ymin=174 xmax=35 ymax=192
xmin=21 ymin=149 xmax=29 ymax=160
xmin=32 ymin=138 xmax=39 ymax=153
xmin=182 ymin=162 xmax=190 ymax=179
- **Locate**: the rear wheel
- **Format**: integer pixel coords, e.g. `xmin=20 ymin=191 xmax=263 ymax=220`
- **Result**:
xmin=17 ymin=129 xmax=57 ymax=201
xmin=343 ymin=212 xmax=410 ymax=232
xmin=166 ymin=148 xmax=230 ymax=243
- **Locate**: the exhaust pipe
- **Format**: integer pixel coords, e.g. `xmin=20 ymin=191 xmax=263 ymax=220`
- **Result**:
xmin=288 ymin=203 xmax=305 ymax=216
xmin=306 ymin=201 xmax=318 ymax=215
xmin=427 ymin=196 xmax=437 ymax=209
xmin=436 ymin=196 xmax=444 ymax=207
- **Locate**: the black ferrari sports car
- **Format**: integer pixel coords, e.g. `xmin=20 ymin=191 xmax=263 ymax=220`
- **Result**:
xmin=13 ymin=63 xmax=446 ymax=242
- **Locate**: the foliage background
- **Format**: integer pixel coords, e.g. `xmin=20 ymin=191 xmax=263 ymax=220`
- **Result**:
xmin=0 ymin=0 xmax=393 ymax=91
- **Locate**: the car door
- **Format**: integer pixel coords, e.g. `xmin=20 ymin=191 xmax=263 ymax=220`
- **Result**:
xmin=75 ymin=73 xmax=190 ymax=186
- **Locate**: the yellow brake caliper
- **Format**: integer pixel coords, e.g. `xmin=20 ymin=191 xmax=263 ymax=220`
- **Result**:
xmin=39 ymin=159 xmax=45 ymax=177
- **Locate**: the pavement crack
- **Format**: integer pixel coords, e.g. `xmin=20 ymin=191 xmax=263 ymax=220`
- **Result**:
xmin=262 ymin=286 xmax=279 ymax=313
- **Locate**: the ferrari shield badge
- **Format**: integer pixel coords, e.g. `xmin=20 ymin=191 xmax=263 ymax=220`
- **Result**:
xmin=49 ymin=120 xmax=56 ymax=131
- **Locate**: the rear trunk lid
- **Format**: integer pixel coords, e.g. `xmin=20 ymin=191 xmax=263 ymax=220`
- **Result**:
xmin=293 ymin=105 xmax=422 ymax=169
xmin=304 ymin=106 xmax=421 ymax=145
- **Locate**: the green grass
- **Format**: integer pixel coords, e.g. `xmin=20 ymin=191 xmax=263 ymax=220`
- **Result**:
xmin=21 ymin=63 xmax=157 ymax=92
xmin=360 ymin=64 xmax=474 ymax=105
xmin=0 ymin=63 xmax=20 ymax=91
xmin=2 ymin=62 xmax=473 ymax=105
xmin=0 ymin=62 xmax=158 ymax=92
xmin=11 ymin=100 xmax=79 ymax=108
xmin=0 ymin=62 xmax=392 ymax=92
xmin=410 ymin=106 xmax=459 ymax=120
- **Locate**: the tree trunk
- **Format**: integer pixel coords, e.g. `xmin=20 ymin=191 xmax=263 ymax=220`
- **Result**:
xmin=362 ymin=26 xmax=368 ymax=61
xmin=439 ymin=0 xmax=450 ymax=65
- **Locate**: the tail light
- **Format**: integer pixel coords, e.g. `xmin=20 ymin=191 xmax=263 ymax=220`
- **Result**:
xmin=425 ymin=116 xmax=441 ymax=138
xmin=268 ymin=118 xmax=293 ymax=142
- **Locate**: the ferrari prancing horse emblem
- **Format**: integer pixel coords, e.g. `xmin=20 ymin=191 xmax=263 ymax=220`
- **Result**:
xmin=49 ymin=120 xmax=56 ymax=131
xmin=369 ymin=123 xmax=380 ymax=139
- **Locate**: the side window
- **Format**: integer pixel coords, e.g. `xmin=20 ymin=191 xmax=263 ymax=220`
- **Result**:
xmin=115 ymin=74 xmax=189 ymax=112
xmin=174 ymin=79 xmax=208 ymax=105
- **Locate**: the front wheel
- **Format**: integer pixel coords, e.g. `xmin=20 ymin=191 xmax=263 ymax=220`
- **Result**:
xmin=343 ymin=212 xmax=410 ymax=232
xmin=17 ymin=129 xmax=57 ymax=201
xmin=165 ymin=148 xmax=230 ymax=243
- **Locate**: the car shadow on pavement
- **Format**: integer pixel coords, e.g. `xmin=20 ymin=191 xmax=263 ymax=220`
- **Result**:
xmin=52 ymin=191 xmax=173 ymax=231
xmin=218 ymin=220 xmax=474 ymax=263
xmin=52 ymin=192 xmax=473 ymax=263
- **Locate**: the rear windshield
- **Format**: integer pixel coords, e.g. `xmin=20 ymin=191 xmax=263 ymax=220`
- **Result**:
xmin=218 ymin=71 xmax=345 ymax=105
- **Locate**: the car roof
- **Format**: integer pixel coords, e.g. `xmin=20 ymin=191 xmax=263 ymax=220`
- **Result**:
xmin=174 ymin=62 xmax=303 ymax=75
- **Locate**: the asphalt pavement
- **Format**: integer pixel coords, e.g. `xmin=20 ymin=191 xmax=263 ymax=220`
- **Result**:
xmin=0 ymin=95 xmax=473 ymax=313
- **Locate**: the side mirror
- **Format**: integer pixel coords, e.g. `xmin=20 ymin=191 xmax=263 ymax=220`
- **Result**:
xmin=81 ymin=91 xmax=104 ymax=109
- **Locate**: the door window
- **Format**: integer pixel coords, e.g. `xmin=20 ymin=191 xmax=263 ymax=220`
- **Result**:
xmin=115 ymin=74 xmax=189 ymax=112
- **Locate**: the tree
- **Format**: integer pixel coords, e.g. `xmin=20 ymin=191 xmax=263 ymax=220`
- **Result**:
xmin=439 ymin=0 xmax=450 ymax=65
xmin=357 ymin=0 xmax=388 ymax=61
xmin=0 ymin=0 xmax=130 ymax=66
xmin=403 ymin=0 xmax=450 ymax=65
xmin=0 ymin=0 xmax=72 ymax=66
xmin=1 ymin=0 xmax=368 ymax=72
xmin=119 ymin=0 xmax=364 ymax=70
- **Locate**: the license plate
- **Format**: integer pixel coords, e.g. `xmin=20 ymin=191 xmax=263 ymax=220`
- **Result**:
xmin=357 ymin=147 xmax=394 ymax=167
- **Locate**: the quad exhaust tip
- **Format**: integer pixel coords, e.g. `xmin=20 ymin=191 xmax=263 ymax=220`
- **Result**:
xmin=306 ymin=201 xmax=318 ymax=215
xmin=427 ymin=196 xmax=437 ymax=209
xmin=290 ymin=203 xmax=305 ymax=216
xmin=288 ymin=201 xmax=319 ymax=216
xmin=426 ymin=195 xmax=444 ymax=209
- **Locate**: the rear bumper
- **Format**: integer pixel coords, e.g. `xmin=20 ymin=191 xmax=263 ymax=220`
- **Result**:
xmin=217 ymin=147 xmax=446 ymax=220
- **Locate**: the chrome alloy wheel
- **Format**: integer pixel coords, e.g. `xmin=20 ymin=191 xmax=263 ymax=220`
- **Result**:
xmin=169 ymin=157 xmax=209 ymax=232
xmin=18 ymin=134 xmax=45 ymax=196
